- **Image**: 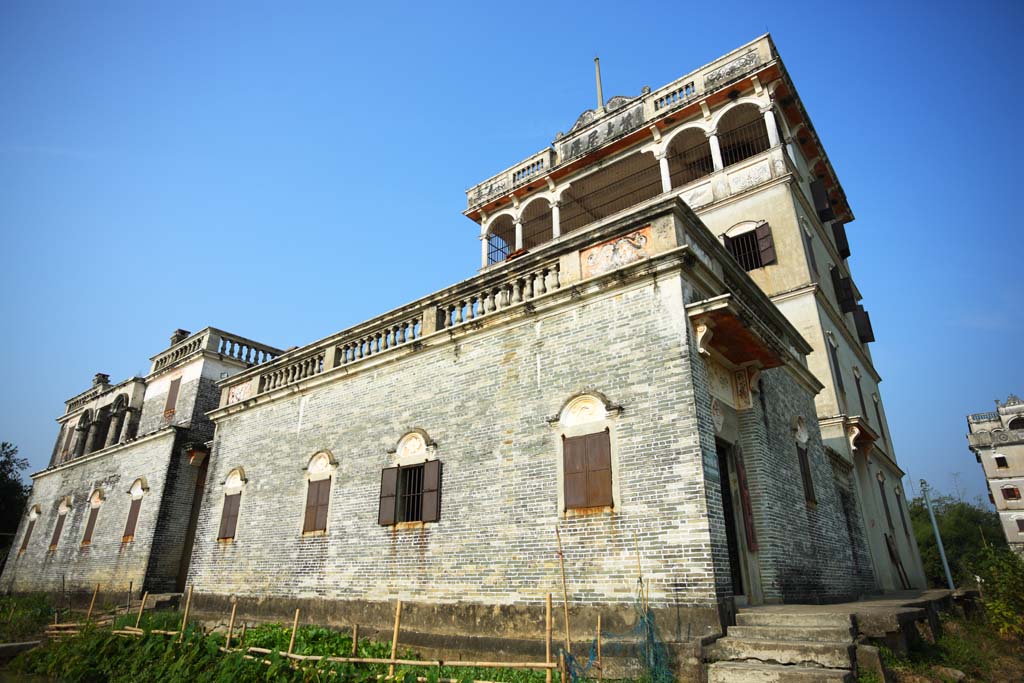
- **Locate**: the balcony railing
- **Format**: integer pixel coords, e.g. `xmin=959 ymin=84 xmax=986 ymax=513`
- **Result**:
xmin=151 ymin=328 xmax=282 ymax=375
xmin=969 ymin=411 xmax=1000 ymax=423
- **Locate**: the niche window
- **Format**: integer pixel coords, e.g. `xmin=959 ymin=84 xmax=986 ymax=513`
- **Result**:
xmin=1017 ymin=519 xmax=1024 ymax=533
xmin=557 ymin=394 xmax=619 ymax=512
xmin=164 ymin=378 xmax=181 ymax=418
xmin=303 ymin=453 xmax=334 ymax=534
xmin=1001 ymin=486 xmax=1022 ymax=501
xmin=50 ymin=497 xmax=71 ymax=551
xmin=18 ymin=506 xmax=40 ymax=554
xmin=994 ymin=455 xmax=1009 ymax=469
xmin=81 ymin=490 xmax=103 ymax=546
xmin=218 ymin=468 xmax=246 ymax=541
xmin=379 ymin=432 xmax=442 ymax=525
xmin=793 ymin=418 xmax=816 ymax=505
xmin=723 ymin=222 xmax=776 ymax=272
xmin=123 ymin=478 xmax=148 ymax=542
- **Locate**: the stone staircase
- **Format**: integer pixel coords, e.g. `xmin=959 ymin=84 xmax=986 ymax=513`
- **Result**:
xmin=706 ymin=609 xmax=857 ymax=682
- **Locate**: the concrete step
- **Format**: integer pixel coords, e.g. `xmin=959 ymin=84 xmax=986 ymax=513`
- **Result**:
xmin=736 ymin=611 xmax=853 ymax=628
xmin=728 ymin=625 xmax=854 ymax=643
xmin=708 ymin=661 xmax=852 ymax=683
xmin=707 ymin=637 xmax=855 ymax=669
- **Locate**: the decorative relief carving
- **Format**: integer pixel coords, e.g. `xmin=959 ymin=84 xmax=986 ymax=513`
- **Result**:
xmin=559 ymin=102 xmax=645 ymax=161
xmin=682 ymin=183 xmax=713 ymax=209
xmin=561 ymin=394 xmax=607 ymax=426
xmin=733 ymin=370 xmax=752 ymax=410
xmin=711 ymin=398 xmax=725 ymax=434
xmin=695 ymin=322 xmax=715 ymax=357
xmin=704 ymin=49 xmax=760 ymax=89
xmin=581 ymin=226 xmax=651 ymax=279
xmin=707 ymin=359 xmax=735 ymax=407
xmin=468 ymin=175 xmax=510 ymax=208
xmin=397 ymin=432 xmax=427 ymax=460
xmin=227 ymin=383 xmax=251 ymax=406
xmin=728 ymin=161 xmax=771 ymax=194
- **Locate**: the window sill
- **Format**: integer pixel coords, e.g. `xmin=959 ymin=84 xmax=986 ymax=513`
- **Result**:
xmin=122 ymin=536 xmax=135 ymax=544
xmin=563 ymin=505 xmax=613 ymax=519
xmin=217 ymin=537 xmax=235 ymax=544
xmin=80 ymin=542 xmax=91 ymax=548
xmin=390 ymin=521 xmax=428 ymax=531
xmin=301 ymin=529 xmax=327 ymax=537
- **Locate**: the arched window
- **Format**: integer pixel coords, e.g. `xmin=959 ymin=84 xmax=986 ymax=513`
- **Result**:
xmin=303 ymin=452 xmax=335 ymax=534
xmin=50 ymin=497 xmax=72 ymax=551
xmin=521 ymin=198 xmax=554 ymax=250
xmin=378 ymin=431 xmax=442 ymax=526
xmin=73 ymin=411 xmax=91 ymax=459
xmin=218 ymin=468 xmax=246 ymax=541
xmin=486 ymin=215 xmax=515 ymax=264
xmin=1001 ymin=485 xmax=1022 ymax=501
xmin=723 ymin=221 xmax=776 ymax=272
xmin=717 ymin=104 xmax=770 ymax=167
xmin=1008 ymin=416 xmax=1024 ymax=431
xmin=123 ymin=478 xmax=148 ymax=542
xmin=558 ymin=394 xmax=618 ymax=512
xmin=18 ymin=505 xmax=41 ymax=554
xmin=793 ymin=417 xmax=815 ymax=504
xmin=666 ymin=128 xmax=713 ymax=187
xmin=81 ymin=489 xmax=104 ymax=546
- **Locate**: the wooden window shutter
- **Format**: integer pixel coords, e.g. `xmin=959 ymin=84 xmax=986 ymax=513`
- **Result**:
xmin=802 ymin=230 xmax=818 ymax=276
xmin=734 ymin=452 xmax=758 ymax=551
xmin=832 ymin=222 xmax=851 ymax=259
xmin=796 ymin=446 xmax=816 ymax=504
xmin=123 ymin=498 xmax=141 ymax=540
xmin=563 ymin=435 xmax=588 ymax=510
xmin=19 ymin=519 xmax=35 ymax=552
xmin=830 ymin=268 xmax=856 ymax=313
xmin=303 ymin=479 xmax=330 ymax=533
xmin=878 ymin=480 xmax=895 ymax=530
xmin=219 ymin=493 xmax=241 ymax=539
xmin=82 ymin=507 xmax=99 ymax=545
xmin=164 ymin=378 xmax=181 ymax=417
xmin=421 ymin=460 xmax=442 ymax=523
xmin=754 ymin=223 xmax=777 ymax=266
xmin=586 ymin=431 xmax=613 ymax=508
xmin=828 ymin=342 xmax=845 ymax=395
xmin=50 ymin=513 xmax=66 ymax=550
xmin=378 ymin=467 xmax=399 ymax=525
xmin=853 ymin=306 xmax=875 ymax=343
xmin=810 ymin=179 xmax=834 ymax=222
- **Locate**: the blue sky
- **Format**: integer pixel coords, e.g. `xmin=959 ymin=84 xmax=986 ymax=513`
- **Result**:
xmin=1 ymin=1 xmax=1020 ymax=503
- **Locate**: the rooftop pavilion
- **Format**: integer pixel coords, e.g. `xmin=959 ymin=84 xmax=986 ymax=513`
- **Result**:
xmin=464 ymin=34 xmax=853 ymax=269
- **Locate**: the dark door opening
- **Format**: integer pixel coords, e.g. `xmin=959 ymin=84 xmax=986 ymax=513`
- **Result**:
xmin=716 ymin=440 xmax=744 ymax=597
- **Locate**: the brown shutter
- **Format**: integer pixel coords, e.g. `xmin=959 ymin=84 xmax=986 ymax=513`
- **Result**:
xmin=734 ymin=451 xmax=758 ymax=552
xmin=219 ymin=493 xmax=241 ymax=539
xmin=82 ymin=507 xmax=99 ymax=545
xmin=123 ymin=498 xmax=141 ymax=540
xmin=832 ymin=222 xmax=851 ymax=259
xmin=586 ymin=431 xmax=613 ymax=507
xmin=853 ymin=306 xmax=875 ymax=343
xmin=563 ymin=436 xmax=588 ymax=510
xmin=797 ymin=447 xmax=816 ymax=504
xmin=828 ymin=342 xmax=845 ymax=395
xmin=810 ymin=179 xmax=834 ymax=222
xmin=421 ymin=460 xmax=442 ymax=523
xmin=62 ymin=428 xmax=76 ymax=458
xmin=754 ymin=223 xmax=777 ymax=266
xmin=19 ymin=519 xmax=35 ymax=552
xmin=49 ymin=513 xmax=66 ymax=550
xmin=303 ymin=480 xmax=322 ymax=533
xmin=164 ymin=378 xmax=181 ymax=416
xmin=378 ymin=467 xmax=399 ymax=525
xmin=314 ymin=479 xmax=330 ymax=531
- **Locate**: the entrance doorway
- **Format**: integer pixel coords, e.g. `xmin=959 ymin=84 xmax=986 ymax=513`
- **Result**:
xmin=716 ymin=439 xmax=760 ymax=605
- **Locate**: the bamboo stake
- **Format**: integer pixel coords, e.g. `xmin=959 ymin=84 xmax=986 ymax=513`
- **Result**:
xmin=554 ymin=527 xmax=571 ymax=654
xmin=351 ymin=624 xmax=359 ymax=656
xmin=559 ymin=651 xmax=566 ymax=683
xmin=287 ymin=608 xmax=300 ymax=655
xmin=545 ymin=594 xmax=553 ymax=683
xmin=226 ymin=603 xmax=237 ymax=648
xmin=633 ymin=530 xmax=646 ymax=611
xmin=126 ymin=581 xmax=132 ymax=615
xmin=178 ymin=585 xmax=193 ymax=643
xmin=388 ymin=600 xmax=403 ymax=678
xmin=240 ymin=622 xmax=247 ymax=648
xmin=86 ymin=583 xmax=100 ymax=621
xmin=135 ymin=591 xmax=149 ymax=629
xmin=597 ymin=614 xmax=603 ymax=683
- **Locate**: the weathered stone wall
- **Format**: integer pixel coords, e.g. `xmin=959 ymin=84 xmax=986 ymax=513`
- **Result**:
xmin=0 ymin=430 xmax=177 ymax=595
xmin=188 ymin=273 xmax=729 ymax=642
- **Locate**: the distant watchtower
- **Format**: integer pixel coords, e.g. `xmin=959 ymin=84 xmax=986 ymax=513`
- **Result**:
xmin=967 ymin=395 xmax=1024 ymax=555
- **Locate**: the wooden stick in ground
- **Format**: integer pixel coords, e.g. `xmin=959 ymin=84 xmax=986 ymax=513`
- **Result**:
xmin=351 ymin=624 xmax=358 ymax=656
xmin=287 ymin=608 xmax=300 ymax=655
xmin=86 ymin=583 xmax=100 ymax=622
xmin=597 ymin=613 xmax=603 ymax=683
xmin=240 ymin=622 xmax=247 ymax=648
xmin=126 ymin=581 xmax=132 ymax=615
xmin=545 ymin=593 xmax=553 ymax=683
xmin=226 ymin=603 xmax=237 ymax=649
xmin=559 ymin=651 xmax=566 ymax=683
xmin=554 ymin=527 xmax=571 ymax=654
xmin=135 ymin=591 xmax=149 ymax=629
xmin=388 ymin=600 xmax=403 ymax=678
xmin=178 ymin=585 xmax=193 ymax=643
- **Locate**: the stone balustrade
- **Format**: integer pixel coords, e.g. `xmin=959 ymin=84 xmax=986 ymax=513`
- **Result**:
xmin=336 ymin=317 xmax=421 ymax=366
xmin=152 ymin=332 xmax=208 ymax=373
xmin=968 ymin=411 xmax=1000 ymax=424
xmin=151 ymin=328 xmax=282 ymax=375
xmin=437 ymin=261 xmax=561 ymax=330
xmin=214 ymin=332 xmax=279 ymax=365
xmin=66 ymin=387 xmax=104 ymax=414
xmin=651 ymin=79 xmax=697 ymax=113
xmin=258 ymin=349 xmax=326 ymax=393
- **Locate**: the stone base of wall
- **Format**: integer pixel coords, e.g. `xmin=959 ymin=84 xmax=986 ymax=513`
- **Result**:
xmin=190 ymin=593 xmax=721 ymax=680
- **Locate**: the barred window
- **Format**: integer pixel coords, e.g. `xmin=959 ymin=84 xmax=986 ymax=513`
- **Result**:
xmin=724 ymin=223 xmax=776 ymax=272
xmin=378 ymin=461 xmax=442 ymax=525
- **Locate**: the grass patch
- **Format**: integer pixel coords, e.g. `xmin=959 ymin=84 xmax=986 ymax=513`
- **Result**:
xmin=0 ymin=594 xmax=55 ymax=642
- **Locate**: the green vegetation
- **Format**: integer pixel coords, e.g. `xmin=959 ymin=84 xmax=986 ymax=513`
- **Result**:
xmin=0 ymin=593 xmax=54 ymax=642
xmin=908 ymin=493 xmax=1006 ymax=588
xmin=0 ymin=441 xmax=30 ymax=572
xmin=971 ymin=545 xmax=1024 ymax=639
xmin=11 ymin=612 xmax=552 ymax=683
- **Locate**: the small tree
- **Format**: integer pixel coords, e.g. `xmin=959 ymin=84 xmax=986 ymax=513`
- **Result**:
xmin=909 ymin=492 xmax=1006 ymax=587
xmin=0 ymin=442 xmax=30 ymax=570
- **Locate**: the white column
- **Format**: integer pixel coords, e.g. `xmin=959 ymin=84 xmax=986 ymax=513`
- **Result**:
xmin=658 ymin=153 xmax=672 ymax=193
xmin=707 ymin=130 xmax=724 ymax=171
xmin=762 ymin=106 xmax=780 ymax=147
xmin=480 ymin=234 xmax=489 ymax=268
xmin=514 ymin=220 xmax=523 ymax=251
xmin=551 ymin=201 xmax=561 ymax=238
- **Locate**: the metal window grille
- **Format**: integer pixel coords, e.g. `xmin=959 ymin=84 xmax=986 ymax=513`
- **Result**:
xmin=398 ymin=464 xmax=424 ymax=522
xmin=560 ymin=161 xmax=662 ymax=234
xmin=726 ymin=231 xmax=763 ymax=271
xmin=668 ymin=140 xmax=714 ymax=187
xmin=719 ymin=119 xmax=771 ymax=167
xmin=487 ymin=233 xmax=511 ymax=265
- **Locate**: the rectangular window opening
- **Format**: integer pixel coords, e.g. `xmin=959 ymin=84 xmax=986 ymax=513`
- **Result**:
xmin=49 ymin=513 xmax=66 ymax=551
xmin=81 ymin=507 xmax=99 ymax=546
xmin=1001 ymin=487 xmax=1021 ymax=501
xmin=303 ymin=478 xmax=330 ymax=533
xmin=563 ymin=430 xmax=613 ymax=510
xmin=378 ymin=460 xmax=441 ymax=525
xmin=164 ymin=378 xmax=181 ymax=418
xmin=796 ymin=446 xmax=816 ymax=505
xmin=219 ymin=493 xmax=241 ymax=540
xmin=123 ymin=498 xmax=142 ymax=542
xmin=19 ymin=519 xmax=35 ymax=553
xmin=995 ymin=455 xmax=1009 ymax=469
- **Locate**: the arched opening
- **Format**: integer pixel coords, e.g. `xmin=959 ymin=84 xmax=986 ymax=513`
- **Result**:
xmin=559 ymin=152 xmax=661 ymax=234
xmin=666 ymin=128 xmax=714 ymax=187
xmin=718 ymin=104 xmax=770 ymax=167
xmin=109 ymin=394 xmax=129 ymax=445
xmin=1008 ymin=416 xmax=1024 ymax=431
xmin=73 ymin=411 xmax=91 ymax=459
xmin=520 ymin=198 xmax=553 ymax=250
xmin=91 ymin=406 xmax=111 ymax=454
xmin=486 ymin=215 xmax=515 ymax=265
